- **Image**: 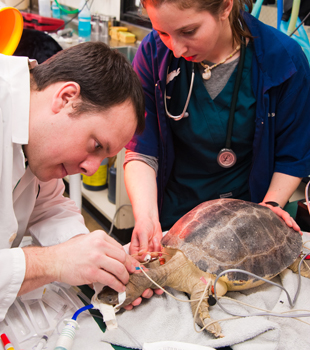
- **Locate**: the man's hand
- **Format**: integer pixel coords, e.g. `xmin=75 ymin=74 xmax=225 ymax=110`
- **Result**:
xmin=21 ymin=230 xmax=137 ymax=295
xmin=123 ymin=288 xmax=164 ymax=310
xmin=53 ymin=230 xmax=138 ymax=290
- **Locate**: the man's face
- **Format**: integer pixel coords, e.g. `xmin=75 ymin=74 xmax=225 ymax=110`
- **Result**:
xmin=25 ymin=99 xmax=137 ymax=182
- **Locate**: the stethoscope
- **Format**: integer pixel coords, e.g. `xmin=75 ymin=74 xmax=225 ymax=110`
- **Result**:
xmin=164 ymin=59 xmax=195 ymax=122
xmin=164 ymin=37 xmax=246 ymax=168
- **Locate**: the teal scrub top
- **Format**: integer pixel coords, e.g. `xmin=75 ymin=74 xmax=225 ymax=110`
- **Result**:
xmin=160 ymin=43 xmax=256 ymax=231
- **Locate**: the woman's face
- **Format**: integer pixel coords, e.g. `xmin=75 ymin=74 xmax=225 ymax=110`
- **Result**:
xmin=146 ymin=2 xmax=232 ymax=63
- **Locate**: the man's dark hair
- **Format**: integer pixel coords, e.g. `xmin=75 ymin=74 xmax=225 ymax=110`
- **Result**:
xmin=30 ymin=42 xmax=145 ymax=134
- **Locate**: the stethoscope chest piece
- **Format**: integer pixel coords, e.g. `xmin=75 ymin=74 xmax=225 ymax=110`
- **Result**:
xmin=217 ymin=37 xmax=246 ymax=169
xmin=217 ymin=148 xmax=237 ymax=168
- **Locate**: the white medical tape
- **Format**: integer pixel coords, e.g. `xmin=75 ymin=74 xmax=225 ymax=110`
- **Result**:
xmin=91 ymin=294 xmax=118 ymax=330
xmin=114 ymin=291 xmax=126 ymax=310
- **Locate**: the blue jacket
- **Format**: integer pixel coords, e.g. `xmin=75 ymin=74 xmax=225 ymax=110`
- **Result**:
xmin=127 ymin=12 xmax=310 ymax=213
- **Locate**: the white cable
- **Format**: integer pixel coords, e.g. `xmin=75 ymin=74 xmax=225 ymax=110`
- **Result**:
xmin=108 ymin=204 xmax=132 ymax=236
xmin=137 ymin=252 xmax=310 ymax=318
xmin=213 ymin=254 xmax=310 ymax=318
xmin=305 ymin=180 xmax=310 ymax=215
xmin=133 ymin=258 xmax=310 ymax=338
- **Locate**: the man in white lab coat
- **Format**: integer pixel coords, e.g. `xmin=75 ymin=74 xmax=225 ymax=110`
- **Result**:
xmin=0 ymin=42 xmax=149 ymax=320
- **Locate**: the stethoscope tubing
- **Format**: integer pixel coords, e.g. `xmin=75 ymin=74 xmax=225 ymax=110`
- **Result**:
xmin=164 ymin=55 xmax=195 ymax=121
xmin=225 ymin=37 xmax=246 ymax=149
xmin=164 ymin=38 xmax=246 ymax=151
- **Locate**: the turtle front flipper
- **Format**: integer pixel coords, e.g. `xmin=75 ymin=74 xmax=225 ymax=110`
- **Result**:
xmin=190 ymin=281 xmax=224 ymax=338
xmin=98 ymin=259 xmax=170 ymax=307
xmin=162 ymin=250 xmax=227 ymax=338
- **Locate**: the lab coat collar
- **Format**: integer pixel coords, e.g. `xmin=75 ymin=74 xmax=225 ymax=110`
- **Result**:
xmin=1 ymin=54 xmax=37 ymax=191
xmin=7 ymin=55 xmax=38 ymax=145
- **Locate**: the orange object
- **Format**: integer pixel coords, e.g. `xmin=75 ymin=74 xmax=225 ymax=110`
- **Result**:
xmin=0 ymin=5 xmax=23 ymax=55
xmin=159 ymin=257 xmax=165 ymax=265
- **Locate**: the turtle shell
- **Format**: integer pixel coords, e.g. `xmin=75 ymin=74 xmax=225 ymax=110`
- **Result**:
xmin=161 ymin=199 xmax=302 ymax=285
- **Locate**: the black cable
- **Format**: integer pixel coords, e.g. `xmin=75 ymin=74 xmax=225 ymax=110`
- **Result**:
xmin=54 ymin=0 xmax=94 ymax=33
xmin=289 ymin=10 xmax=310 ymax=37
xmin=225 ymin=36 xmax=246 ymax=149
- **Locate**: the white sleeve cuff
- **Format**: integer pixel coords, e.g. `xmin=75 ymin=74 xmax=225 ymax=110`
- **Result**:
xmin=0 ymin=248 xmax=26 ymax=321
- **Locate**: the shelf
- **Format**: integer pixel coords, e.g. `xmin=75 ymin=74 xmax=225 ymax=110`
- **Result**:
xmin=64 ymin=149 xmax=135 ymax=231
xmin=80 ymin=184 xmax=115 ymax=222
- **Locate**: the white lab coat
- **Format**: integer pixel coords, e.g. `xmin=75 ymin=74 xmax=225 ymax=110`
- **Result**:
xmin=0 ymin=54 xmax=89 ymax=321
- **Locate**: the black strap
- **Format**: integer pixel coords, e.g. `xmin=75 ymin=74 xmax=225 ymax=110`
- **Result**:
xmin=225 ymin=37 xmax=246 ymax=149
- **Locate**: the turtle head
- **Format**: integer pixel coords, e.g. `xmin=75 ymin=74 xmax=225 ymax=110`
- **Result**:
xmin=97 ymin=286 xmax=119 ymax=305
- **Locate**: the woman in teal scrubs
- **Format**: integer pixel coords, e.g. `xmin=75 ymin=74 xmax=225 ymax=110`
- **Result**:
xmin=124 ymin=0 xmax=310 ymax=256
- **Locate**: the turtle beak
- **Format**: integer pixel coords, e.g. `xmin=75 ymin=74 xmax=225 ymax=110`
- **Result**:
xmin=97 ymin=286 xmax=119 ymax=306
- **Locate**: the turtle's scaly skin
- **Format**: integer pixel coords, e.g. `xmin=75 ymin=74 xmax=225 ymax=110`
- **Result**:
xmin=162 ymin=199 xmax=302 ymax=290
xmin=98 ymin=199 xmax=303 ymax=338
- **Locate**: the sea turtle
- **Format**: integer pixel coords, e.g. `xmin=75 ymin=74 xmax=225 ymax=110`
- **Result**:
xmin=98 ymin=198 xmax=305 ymax=337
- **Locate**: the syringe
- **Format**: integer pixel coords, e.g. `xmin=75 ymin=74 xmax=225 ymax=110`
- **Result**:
xmin=35 ymin=304 xmax=69 ymax=350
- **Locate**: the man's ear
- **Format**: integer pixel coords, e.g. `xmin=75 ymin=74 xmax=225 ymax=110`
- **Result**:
xmin=51 ymin=82 xmax=81 ymax=113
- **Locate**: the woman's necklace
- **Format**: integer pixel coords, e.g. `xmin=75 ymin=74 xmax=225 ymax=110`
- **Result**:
xmin=200 ymin=45 xmax=241 ymax=80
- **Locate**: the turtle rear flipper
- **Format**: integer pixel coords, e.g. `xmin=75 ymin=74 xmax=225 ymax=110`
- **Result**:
xmin=289 ymin=257 xmax=310 ymax=278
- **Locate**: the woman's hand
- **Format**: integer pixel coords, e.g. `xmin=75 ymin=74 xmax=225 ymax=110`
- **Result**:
xmin=129 ymin=217 xmax=163 ymax=260
xmin=261 ymin=172 xmax=302 ymax=234
xmin=260 ymin=202 xmax=302 ymax=234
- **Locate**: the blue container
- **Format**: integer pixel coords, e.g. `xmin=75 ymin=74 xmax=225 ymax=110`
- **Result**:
xmin=52 ymin=1 xmax=61 ymax=19
xmin=78 ymin=0 xmax=91 ymax=42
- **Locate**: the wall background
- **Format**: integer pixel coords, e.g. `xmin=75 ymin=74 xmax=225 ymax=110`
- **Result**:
xmin=58 ymin=0 xmax=120 ymax=20
xmin=57 ymin=0 xmax=120 ymax=19
xmin=3 ymin=0 xmax=121 ymax=18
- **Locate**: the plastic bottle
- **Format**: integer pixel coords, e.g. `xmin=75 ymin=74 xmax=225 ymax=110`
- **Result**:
xmin=54 ymin=319 xmax=79 ymax=350
xmin=52 ymin=0 xmax=61 ymax=19
xmin=78 ymin=0 xmax=91 ymax=42
xmin=82 ymin=158 xmax=108 ymax=191
xmin=38 ymin=0 xmax=51 ymax=17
